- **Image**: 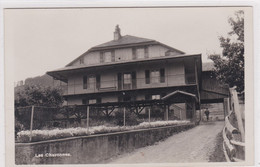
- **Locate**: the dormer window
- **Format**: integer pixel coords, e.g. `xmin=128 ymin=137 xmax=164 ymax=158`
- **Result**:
xmin=104 ymin=52 xmax=112 ymax=62
xmin=100 ymin=50 xmax=115 ymax=63
xmin=133 ymin=47 xmax=149 ymax=60
xmin=79 ymin=58 xmax=84 ymax=64
xmin=136 ymin=48 xmax=145 ymax=59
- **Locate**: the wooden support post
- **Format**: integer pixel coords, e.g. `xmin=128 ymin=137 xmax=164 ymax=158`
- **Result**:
xmin=192 ymin=101 xmax=196 ymax=122
xmin=179 ymin=109 xmax=182 ymax=120
xmin=167 ymin=105 xmax=169 ymax=121
xmin=123 ymin=107 xmax=126 ymax=128
xmin=29 ymin=105 xmax=35 ymax=142
xmin=148 ymin=108 xmax=151 ymax=125
xmin=164 ymin=105 xmax=169 ymax=121
xmin=87 ymin=106 xmax=90 ymax=133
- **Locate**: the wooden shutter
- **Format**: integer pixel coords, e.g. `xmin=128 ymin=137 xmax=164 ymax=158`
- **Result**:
xmin=83 ymin=76 xmax=88 ymax=89
xmin=131 ymin=71 xmax=137 ymax=89
xmin=82 ymin=99 xmax=88 ymax=105
xmin=118 ymin=96 xmax=123 ymax=102
xmin=111 ymin=50 xmax=115 ymax=62
xmin=144 ymin=46 xmax=149 ymax=58
xmin=96 ymin=97 xmax=101 ymax=104
xmin=132 ymin=48 xmax=137 ymax=60
xmin=100 ymin=52 xmax=104 ymax=63
xmin=160 ymin=68 xmax=165 ymax=83
xmin=145 ymin=70 xmax=150 ymax=84
xmin=117 ymin=73 xmax=122 ymax=90
xmin=145 ymin=94 xmax=151 ymax=100
xmin=96 ymin=74 xmax=100 ymax=89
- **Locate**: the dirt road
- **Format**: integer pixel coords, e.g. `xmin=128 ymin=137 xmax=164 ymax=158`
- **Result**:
xmin=109 ymin=121 xmax=224 ymax=163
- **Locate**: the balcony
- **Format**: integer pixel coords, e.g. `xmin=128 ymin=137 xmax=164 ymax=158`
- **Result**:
xmin=61 ymin=74 xmax=196 ymax=96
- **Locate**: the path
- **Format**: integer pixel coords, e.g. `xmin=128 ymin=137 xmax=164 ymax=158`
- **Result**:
xmin=109 ymin=121 xmax=224 ymax=163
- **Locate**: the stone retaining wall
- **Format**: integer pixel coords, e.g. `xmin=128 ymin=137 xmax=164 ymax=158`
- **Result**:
xmin=15 ymin=123 xmax=194 ymax=164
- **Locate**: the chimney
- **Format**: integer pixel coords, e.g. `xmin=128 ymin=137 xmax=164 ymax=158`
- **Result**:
xmin=114 ymin=25 xmax=121 ymax=40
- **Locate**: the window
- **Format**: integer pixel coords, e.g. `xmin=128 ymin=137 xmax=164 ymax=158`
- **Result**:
xmin=136 ymin=48 xmax=145 ymax=59
xmin=79 ymin=58 xmax=84 ymax=64
xmin=88 ymin=76 xmax=95 ymax=89
xmin=123 ymin=73 xmax=131 ymax=84
xmin=123 ymin=73 xmax=132 ymax=89
xmin=145 ymin=68 xmax=165 ymax=84
xmin=104 ymin=52 xmax=112 ymax=63
xmin=89 ymin=99 xmax=97 ymax=104
xmin=152 ymin=95 xmax=161 ymax=100
xmin=151 ymin=70 xmax=160 ymax=83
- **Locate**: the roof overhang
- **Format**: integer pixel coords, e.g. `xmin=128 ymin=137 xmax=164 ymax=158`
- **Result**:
xmin=47 ymin=54 xmax=201 ymax=82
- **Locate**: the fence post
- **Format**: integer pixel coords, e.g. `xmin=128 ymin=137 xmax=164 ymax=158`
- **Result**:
xmin=87 ymin=106 xmax=89 ymax=133
xmin=230 ymin=88 xmax=245 ymax=142
xmin=123 ymin=107 xmax=126 ymax=128
xmin=148 ymin=108 xmax=151 ymax=126
xmin=29 ymin=105 xmax=35 ymax=142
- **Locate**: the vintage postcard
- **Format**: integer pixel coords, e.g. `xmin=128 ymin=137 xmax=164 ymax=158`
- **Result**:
xmin=3 ymin=4 xmax=255 ymax=167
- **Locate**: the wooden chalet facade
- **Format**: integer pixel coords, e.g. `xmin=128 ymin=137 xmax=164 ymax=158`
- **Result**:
xmin=47 ymin=25 xmax=220 ymax=121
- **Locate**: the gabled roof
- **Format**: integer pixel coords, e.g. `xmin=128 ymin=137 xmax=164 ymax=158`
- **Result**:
xmin=66 ymin=35 xmax=185 ymax=66
xmin=162 ymin=90 xmax=198 ymax=102
xmin=48 ymin=54 xmax=201 ymax=78
xmin=91 ymin=35 xmax=155 ymax=49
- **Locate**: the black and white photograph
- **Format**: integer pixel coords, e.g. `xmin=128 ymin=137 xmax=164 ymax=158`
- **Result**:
xmin=3 ymin=5 xmax=255 ymax=166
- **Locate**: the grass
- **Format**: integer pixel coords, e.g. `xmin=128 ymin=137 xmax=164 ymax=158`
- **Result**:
xmin=209 ymin=132 xmax=226 ymax=162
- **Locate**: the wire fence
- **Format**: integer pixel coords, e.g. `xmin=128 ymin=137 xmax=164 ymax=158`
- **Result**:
xmin=15 ymin=104 xmax=170 ymax=141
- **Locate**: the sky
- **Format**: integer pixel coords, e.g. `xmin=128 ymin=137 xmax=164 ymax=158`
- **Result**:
xmin=4 ymin=7 xmax=245 ymax=82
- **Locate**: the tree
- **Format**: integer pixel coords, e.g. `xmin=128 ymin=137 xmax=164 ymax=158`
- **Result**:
xmin=15 ymin=84 xmax=64 ymax=107
xmin=209 ymin=10 xmax=244 ymax=92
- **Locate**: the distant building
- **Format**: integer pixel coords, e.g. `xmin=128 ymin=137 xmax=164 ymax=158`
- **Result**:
xmin=47 ymin=25 xmax=228 ymax=121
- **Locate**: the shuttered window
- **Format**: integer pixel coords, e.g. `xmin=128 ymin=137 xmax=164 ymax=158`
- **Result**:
xmin=151 ymin=70 xmax=160 ymax=83
xmin=123 ymin=73 xmax=131 ymax=84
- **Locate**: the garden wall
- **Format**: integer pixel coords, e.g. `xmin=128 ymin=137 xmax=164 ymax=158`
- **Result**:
xmin=15 ymin=123 xmax=194 ymax=164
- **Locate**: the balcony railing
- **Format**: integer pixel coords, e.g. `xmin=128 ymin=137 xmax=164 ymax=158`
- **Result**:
xmin=61 ymin=74 xmax=196 ymax=95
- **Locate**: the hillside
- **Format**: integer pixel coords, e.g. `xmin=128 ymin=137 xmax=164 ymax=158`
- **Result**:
xmin=15 ymin=74 xmax=66 ymax=91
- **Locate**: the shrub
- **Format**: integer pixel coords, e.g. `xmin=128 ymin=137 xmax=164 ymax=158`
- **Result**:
xmin=114 ymin=110 xmax=140 ymax=126
xmin=15 ymin=118 xmax=25 ymax=138
xmin=16 ymin=120 xmax=191 ymax=143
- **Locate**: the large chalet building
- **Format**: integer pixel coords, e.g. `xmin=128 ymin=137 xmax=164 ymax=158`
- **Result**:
xmin=47 ymin=25 xmax=227 ymax=121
